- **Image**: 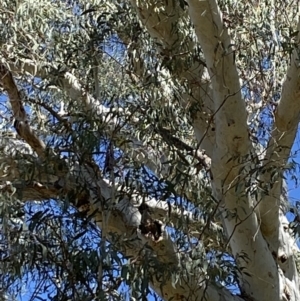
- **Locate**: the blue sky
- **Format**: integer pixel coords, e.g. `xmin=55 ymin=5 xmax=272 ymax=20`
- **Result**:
xmin=1 ymin=85 xmax=300 ymax=300
xmin=288 ymin=127 xmax=300 ymax=202
xmin=1 ymin=27 xmax=300 ymax=300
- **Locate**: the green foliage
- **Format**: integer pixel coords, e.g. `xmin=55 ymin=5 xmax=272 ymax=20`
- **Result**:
xmin=0 ymin=0 xmax=299 ymax=300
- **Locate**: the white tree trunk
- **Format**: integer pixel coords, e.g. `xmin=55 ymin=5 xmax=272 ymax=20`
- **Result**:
xmin=1 ymin=1 xmax=300 ymax=300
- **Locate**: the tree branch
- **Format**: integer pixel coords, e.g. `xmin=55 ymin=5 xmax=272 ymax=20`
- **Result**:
xmin=0 ymin=137 xmax=237 ymax=301
xmin=256 ymin=19 xmax=300 ymax=288
xmin=183 ymin=2 xmax=297 ymax=300
xmin=187 ymin=0 xmax=249 ymax=158
xmin=0 ymin=64 xmax=45 ymax=156
xmin=260 ymin=19 xmax=300 ymax=234
xmin=8 ymin=58 xmax=215 ymax=230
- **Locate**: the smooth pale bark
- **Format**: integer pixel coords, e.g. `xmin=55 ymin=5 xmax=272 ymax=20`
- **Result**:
xmin=257 ymin=19 xmax=300 ymax=291
xmin=0 ymin=60 xmax=229 ymax=299
xmin=187 ymin=0 xmax=249 ymax=157
xmin=0 ymin=135 xmax=233 ymax=301
xmin=260 ymin=19 xmax=300 ymax=234
xmin=1 ymin=1 xmax=300 ymax=301
xmin=129 ymin=0 xmax=300 ymax=300
xmin=186 ymin=1 xmax=300 ymax=300
xmin=0 ymin=137 xmax=220 ymax=238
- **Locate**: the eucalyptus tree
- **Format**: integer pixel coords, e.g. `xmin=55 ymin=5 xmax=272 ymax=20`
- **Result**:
xmin=0 ymin=0 xmax=300 ymax=300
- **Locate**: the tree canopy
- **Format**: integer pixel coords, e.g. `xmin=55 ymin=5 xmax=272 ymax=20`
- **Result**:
xmin=0 ymin=0 xmax=300 ymax=300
